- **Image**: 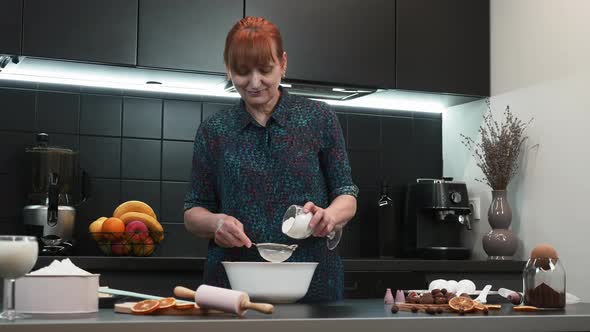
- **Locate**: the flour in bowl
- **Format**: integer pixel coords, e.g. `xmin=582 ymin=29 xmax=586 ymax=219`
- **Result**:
xmin=29 ymin=258 xmax=91 ymax=275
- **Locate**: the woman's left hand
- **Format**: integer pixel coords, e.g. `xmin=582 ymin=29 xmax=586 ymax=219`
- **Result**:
xmin=303 ymin=202 xmax=339 ymax=237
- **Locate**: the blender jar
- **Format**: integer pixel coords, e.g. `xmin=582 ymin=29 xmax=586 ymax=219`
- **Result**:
xmin=25 ymin=133 xmax=78 ymax=206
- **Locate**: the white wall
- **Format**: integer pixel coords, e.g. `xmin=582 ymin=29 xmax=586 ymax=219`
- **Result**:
xmin=443 ymin=0 xmax=590 ymax=301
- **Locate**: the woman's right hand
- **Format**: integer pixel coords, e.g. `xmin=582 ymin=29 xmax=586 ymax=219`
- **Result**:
xmin=214 ymin=215 xmax=252 ymax=248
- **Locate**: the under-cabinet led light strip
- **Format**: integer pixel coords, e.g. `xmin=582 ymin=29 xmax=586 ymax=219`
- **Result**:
xmin=0 ymin=58 xmax=445 ymax=113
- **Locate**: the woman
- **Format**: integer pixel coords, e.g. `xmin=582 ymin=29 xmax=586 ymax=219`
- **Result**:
xmin=184 ymin=16 xmax=358 ymax=302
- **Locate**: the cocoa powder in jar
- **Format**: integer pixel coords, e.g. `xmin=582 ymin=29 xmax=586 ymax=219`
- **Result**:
xmin=525 ymin=282 xmax=565 ymax=308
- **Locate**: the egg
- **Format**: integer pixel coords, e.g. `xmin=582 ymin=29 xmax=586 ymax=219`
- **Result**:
xmin=428 ymin=279 xmax=447 ymax=291
xmin=530 ymin=243 xmax=558 ymax=269
xmin=446 ymin=280 xmax=459 ymax=294
xmin=456 ymin=279 xmax=476 ymax=294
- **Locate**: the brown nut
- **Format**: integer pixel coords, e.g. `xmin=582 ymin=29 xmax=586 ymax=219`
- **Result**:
xmin=411 ymin=306 xmax=419 ymax=313
xmin=441 ymin=288 xmax=448 ymax=295
xmin=420 ymin=296 xmax=434 ymax=304
xmin=391 ymin=304 xmax=399 ymax=313
xmin=425 ymin=306 xmax=436 ymax=315
xmin=435 ymin=297 xmax=448 ymax=304
xmin=431 ymin=288 xmax=441 ymax=295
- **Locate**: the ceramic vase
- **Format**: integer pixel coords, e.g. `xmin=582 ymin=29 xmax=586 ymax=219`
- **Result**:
xmin=482 ymin=190 xmax=518 ymax=260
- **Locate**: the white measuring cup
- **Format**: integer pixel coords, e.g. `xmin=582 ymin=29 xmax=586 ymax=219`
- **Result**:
xmin=281 ymin=205 xmax=342 ymax=250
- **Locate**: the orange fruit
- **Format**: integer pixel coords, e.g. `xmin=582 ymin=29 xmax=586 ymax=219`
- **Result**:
xmin=448 ymin=296 xmax=475 ymax=313
xmin=158 ymin=297 xmax=176 ymax=309
xmin=101 ymin=217 xmax=125 ymax=241
xmin=131 ymin=299 xmax=160 ymax=314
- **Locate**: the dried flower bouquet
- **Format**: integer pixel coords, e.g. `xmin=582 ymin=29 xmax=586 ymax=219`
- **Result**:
xmin=460 ymin=100 xmax=533 ymax=190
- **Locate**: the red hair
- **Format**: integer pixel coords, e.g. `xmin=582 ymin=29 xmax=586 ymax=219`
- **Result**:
xmin=224 ymin=16 xmax=284 ymax=73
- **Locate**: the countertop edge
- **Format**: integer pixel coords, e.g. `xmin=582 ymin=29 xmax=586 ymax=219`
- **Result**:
xmin=35 ymin=256 xmax=526 ymax=273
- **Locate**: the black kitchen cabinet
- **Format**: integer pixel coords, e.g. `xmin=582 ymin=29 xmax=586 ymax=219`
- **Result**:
xmin=138 ymin=0 xmax=243 ymax=73
xmin=396 ymin=0 xmax=490 ymax=96
xmin=246 ymin=0 xmax=395 ymax=88
xmin=22 ymin=0 xmax=138 ymax=65
xmin=0 ymin=0 xmax=22 ymax=55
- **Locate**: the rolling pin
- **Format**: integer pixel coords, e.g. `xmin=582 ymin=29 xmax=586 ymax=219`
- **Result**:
xmin=174 ymin=285 xmax=274 ymax=316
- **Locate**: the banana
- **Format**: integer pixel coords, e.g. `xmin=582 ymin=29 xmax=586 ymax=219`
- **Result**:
xmin=113 ymin=201 xmax=156 ymax=219
xmin=119 ymin=211 xmax=164 ymax=242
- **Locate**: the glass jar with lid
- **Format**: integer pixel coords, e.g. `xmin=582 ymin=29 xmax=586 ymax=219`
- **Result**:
xmin=522 ymin=257 xmax=566 ymax=308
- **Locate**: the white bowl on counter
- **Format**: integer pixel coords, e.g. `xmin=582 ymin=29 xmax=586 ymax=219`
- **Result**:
xmin=15 ymin=274 xmax=100 ymax=313
xmin=222 ymin=261 xmax=318 ymax=303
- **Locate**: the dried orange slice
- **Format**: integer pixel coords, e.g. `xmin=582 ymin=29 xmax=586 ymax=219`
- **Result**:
xmin=174 ymin=302 xmax=195 ymax=310
xmin=485 ymin=304 xmax=502 ymax=310
xmin=474 ymin=301 xmax=486 ymax=311
xmin=157 ymin=297 xmax=176 ymax=309
xmin=131 ymin=299 xmax=160 ymax=314
xmin=513 ymin=305 xmax=539 ymax=312
xmin=448 ymin=296 xmax=475 ymax=313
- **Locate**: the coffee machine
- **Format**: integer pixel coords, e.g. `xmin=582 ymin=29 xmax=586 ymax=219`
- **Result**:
xmin=22 ymin=133 xmax=88 ymax=255
xmin=403 ymin=178 xmax=472 ymax=259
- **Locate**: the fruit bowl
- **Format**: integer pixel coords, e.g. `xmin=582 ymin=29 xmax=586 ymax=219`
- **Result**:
xmin=89 ymin=232 xmax=164 ymax=256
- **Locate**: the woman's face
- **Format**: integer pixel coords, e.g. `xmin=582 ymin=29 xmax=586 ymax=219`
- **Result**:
xmin=229 ymin=52 xmax=287 ymax=109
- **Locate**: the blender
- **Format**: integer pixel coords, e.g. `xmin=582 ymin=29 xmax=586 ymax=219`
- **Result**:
xmin=22 ymin=133 xmax=89 ymax=255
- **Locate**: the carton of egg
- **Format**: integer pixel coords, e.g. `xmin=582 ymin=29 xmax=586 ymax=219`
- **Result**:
xmin=428 ymin=279 xmax=476 ymax=294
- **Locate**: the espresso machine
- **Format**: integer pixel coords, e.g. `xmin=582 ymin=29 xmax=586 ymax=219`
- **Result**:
xmin=22 ymin=133 xmax=88 ymax=255
xmin=403 ymin=178 xmax=472 ymax=259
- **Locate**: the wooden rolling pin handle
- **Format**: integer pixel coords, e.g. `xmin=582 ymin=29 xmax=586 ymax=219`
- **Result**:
xmin=241 ymin=298 xmax=274 ymax=314
xmin=174 ymin=286 xmax=196 ymax=299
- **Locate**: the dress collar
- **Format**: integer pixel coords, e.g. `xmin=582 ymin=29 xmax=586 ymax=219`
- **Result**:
xmin=237 ymin=87 xmax=290 ymax=129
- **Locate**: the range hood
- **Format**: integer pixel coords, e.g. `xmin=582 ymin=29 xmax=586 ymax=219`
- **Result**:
xmin=0 ymin=55 xmax=481 ymax=113
xmin=225 ymin=80 xmax=376 ymax=101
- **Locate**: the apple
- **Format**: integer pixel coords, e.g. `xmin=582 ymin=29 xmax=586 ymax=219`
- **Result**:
xmin=125 ymin=220 xmax=149 ymax=243
xmin=111 ymin=240 xmax=132 ymax=256
xmin=133 ymin=236 xmax=155 ymax=256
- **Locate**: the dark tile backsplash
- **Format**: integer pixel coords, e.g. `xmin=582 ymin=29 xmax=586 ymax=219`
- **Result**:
xmin=36 ymin=91 xmax=80 ymax=134
xmin=122 ymin=97 xmax=162 ymax=139
xmin=163 ymin=100 xmax=202 ymax=141
xmin=0 ymin=89 xmax=36 ymax=131
xmin=80 ymin=94 xmax=122 ymax=137
xmin=0 ymin=84 xmax=442 ymax=258
xmin=121 ymin=138 xmax=161 ymax=180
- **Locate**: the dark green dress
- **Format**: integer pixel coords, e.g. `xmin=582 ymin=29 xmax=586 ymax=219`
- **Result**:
xmin=184 ymin=89 xmax=358 ymax=302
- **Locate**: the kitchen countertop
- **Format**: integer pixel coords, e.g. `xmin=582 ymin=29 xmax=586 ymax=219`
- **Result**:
xmin=36 ymin=256 xmax=526 ymax=272
xmin=1 ymin=300 xmax=588 ymax=332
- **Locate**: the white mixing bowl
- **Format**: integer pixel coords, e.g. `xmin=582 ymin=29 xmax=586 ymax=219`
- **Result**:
xmin=222 ymin=261 xmax=318 ymax=303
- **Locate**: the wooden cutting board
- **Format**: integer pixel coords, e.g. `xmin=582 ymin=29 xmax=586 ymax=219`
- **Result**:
xmin=114 ymin=302 xmax=226 ymax=316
